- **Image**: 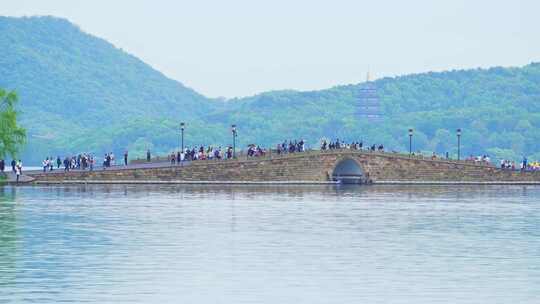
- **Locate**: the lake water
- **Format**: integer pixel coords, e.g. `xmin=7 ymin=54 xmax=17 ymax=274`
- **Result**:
xmin=0 ymin=184 xmax=539 ymax=303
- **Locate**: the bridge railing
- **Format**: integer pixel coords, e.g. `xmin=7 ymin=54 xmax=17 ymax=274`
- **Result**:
xmin=130 ymin=148 xmax=496 ymax=168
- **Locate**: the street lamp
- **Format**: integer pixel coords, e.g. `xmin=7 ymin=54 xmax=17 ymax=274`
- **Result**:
xmin=408 ymin=128 xmax=413 ymax=156
xmin=231 ymin=124 xmax=237 ymax=159
xmin=457 ymin=128 xmax=462 ymax=161
xmin=180 ymin=122 xmax=185 ymax=153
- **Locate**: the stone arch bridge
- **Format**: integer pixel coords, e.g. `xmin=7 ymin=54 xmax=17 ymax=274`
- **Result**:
xmin=28 ymin=150 xmax=540 ymax=184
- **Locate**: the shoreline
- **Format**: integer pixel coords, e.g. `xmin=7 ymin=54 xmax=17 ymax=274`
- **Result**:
xmin=20 ymin=180 xmax=540 ymax=186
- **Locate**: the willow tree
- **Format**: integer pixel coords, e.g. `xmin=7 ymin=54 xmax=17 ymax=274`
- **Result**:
xmin=0 ymin=88 xmax=26 ymax=159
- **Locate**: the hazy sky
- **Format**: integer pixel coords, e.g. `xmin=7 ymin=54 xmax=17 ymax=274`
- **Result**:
xmin=2 ymin=0 xmax=539 ymax=97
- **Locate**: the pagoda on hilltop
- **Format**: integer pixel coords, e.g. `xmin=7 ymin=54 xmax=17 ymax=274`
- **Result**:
xmin=356 ymin=72 xmax=382 ymax=122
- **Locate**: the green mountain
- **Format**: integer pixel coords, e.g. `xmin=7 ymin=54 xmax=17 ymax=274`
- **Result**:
xmin=221 ymin=63 xmax=540 ymax=162
xmin=1 ymin=16 xmax=540 ymax=164
xmin=0 ymin=16 xmax=221 ymax=162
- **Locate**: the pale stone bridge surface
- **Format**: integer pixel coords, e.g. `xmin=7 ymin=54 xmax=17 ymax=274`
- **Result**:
xmin=26 ymin=149 xmax=540 ymax=184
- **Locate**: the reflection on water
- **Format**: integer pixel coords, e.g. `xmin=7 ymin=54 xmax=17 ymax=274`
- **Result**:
xmin=0 ymin=187 xmax=17 ymax=289
xmin=0 ymin=184 xmax=539 ymax=303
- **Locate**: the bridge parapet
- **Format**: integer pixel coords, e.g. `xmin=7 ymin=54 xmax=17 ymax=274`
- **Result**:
xmin=131 ymin=148 xmax=495 ymax=169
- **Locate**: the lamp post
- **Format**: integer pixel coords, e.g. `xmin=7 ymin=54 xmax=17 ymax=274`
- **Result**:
xmin=180 ymin=122 xmax=185 ymax=153
xmin=457 ymin=128 xmax=462 ymax=161
xmin=408 ymin=128 xmax=413 ymax=156
xmin=231 ymin=124 xmax=237 ymax=159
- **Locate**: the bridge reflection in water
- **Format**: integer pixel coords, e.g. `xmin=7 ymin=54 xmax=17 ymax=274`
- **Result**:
xmin=332 ymin=158 xmax=365 ymax=184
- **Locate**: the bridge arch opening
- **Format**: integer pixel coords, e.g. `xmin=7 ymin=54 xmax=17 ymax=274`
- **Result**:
xmin=332 ymin=158 xmax=364 ymax=184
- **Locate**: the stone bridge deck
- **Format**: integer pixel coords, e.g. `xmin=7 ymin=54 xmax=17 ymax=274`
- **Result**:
xmin=26 ymin=149 xmax=540 ymax=184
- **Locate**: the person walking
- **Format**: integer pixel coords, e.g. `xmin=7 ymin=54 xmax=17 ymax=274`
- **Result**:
xmin=11 ymin=159 xmax=16 ymax=173
xmin=147 ymin=149 xmax=151 ymax=162
xmin=0 ymin=159 xmax=4 ymax=172
xmin=15 ymin=162 xmax=21 ymax=183
xmin=64 ymin=157 xmax=70 ymax=172
xmin=124 ymin=151 xmax=128 ymax=166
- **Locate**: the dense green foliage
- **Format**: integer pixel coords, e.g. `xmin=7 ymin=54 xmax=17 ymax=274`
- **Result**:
xmin=214 ymin=63 xmax=540 ymax=162
xmin=0 ymin=16 xmax=219 ymax=162
xmin=1 ymin=16 xmax=539 ymax=164
xmin=0 ymin=89 xmax=26 ymax=159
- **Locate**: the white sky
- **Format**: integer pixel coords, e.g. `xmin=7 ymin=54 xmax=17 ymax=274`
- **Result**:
xmin=2 ymin=0 xmax=539 ymax=98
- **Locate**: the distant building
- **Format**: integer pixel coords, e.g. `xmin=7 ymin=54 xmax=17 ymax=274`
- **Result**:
xmin=356 ymin=72 xmax=382 ymax=122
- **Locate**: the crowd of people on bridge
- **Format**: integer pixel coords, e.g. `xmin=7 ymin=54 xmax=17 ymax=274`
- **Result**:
xmin=42 ymin=151 xmax=131 ymax=172
xmin=247 ymin=144 xmax=266 ymax=157
xmin=42 ymin=154 xmax=101 ymax=172
xmin=526 ymin=163 xmax=540 ymax=171
xmin=39 ymin=138 xmax=374 ymax=173
xmin=465 ymin=155 xmax=491 ymax=164
xmin=500 ymin=159 xmax=516 ymax=170
xmin=522 ymin=158 xmax=540 ymax=171
xmin=168 ymin=140 xmax=309 ymax=161
xmin=321 ymin=139 xmax=384 ymax=152
xmin=166 ymin=144 xmax=274 ymax=165
xmin=168 ymin=146 xmax=239 ymax=164
xmin=32 ymin=135 xmax=540 ymax=178
xmin=276 ymin=139 xmax=305 ymax=154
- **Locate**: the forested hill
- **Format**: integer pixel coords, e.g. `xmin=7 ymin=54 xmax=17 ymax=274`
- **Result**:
xmin=213 ymin=63 xmax=540 ymax=161
xmin=1 ymin=16 xmax=539 ymax=164
xmin=0 ymin=16 xmax=219 ymax=162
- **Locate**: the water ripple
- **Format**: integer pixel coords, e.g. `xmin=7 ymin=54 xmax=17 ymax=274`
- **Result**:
xmin=0 ymin=185 xmax=539 ymax=303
